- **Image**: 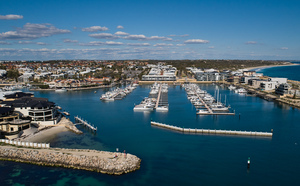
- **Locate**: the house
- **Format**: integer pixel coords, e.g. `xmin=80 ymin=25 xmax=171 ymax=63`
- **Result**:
xmin=0 ymin=107 xmax=31 ymax=139
xmin=1 ymin=96 xmax=59 ymax=126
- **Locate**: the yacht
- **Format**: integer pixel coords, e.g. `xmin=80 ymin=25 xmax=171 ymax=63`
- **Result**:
xmin=55 ymin=88 xmax=67 ymax=92
xmin=156 ymin=105 xmax=169 ymax=112
xmin=228 ymin=85 xmax=236 ymax=90
xmin=235 ymin=88 xmax=247 ymax=93
xmin=133 ymin=103 xmax=154 ymax=111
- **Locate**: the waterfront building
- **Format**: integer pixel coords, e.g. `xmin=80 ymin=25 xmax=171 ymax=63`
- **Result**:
xmin=195 ymin=72 xmax=221 ymax=81
xmin=240 ymin=76 xmax=259 ymax=84
xmin=260 ymin=81 xmax=277 ymax=91
xmin=1 ymin=95 xmax=59 ymax=126
xmin=275 ymin=83 xmax=291 ymax=95
xmin=0 ymin=107 xmax=31 ymax=139
xmin=268 ymin=78 xmax=287 ymax=85
xmin=142 ymin=64 xmax=177 ymax=81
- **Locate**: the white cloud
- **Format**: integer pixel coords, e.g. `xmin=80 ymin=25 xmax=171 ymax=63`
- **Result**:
xmin=0 ymin=41 xmax=11 ymax=45
xmin=117 ymin=25 xmax=124 ymax=29
xmin=63 ymin=39 xmax=78 ymax=43
xmin=89 ymin=33 xmax=119 ymax=39
xmin=81 ymin=26 xmax=109 ymax=32
xmin=176 ymin=44 xmax=186 ymax=46
xmin=18 ymin=41 xmax=48 ymax=45
xmin=246 ymin=41 xmax=257 ymax=44
xmin=105 ymin=41 xmax=123 ymax=45
xmin=169 ymin=34 xmax=189 ymax=37
xmin=114 ymin=31 xmax=129 ymax=36
xmin=18 ymin=41 xmax=34 ymax=44
xmin=127 ymin=43 xmax=151 ymax=46
xmin=36 ymin=42 xmax=47 ymax=45
xmin=124 ymin=34 xmax=147 ymax=40
xmin=79 ymin=41 xmax=104 ymax=46
xmin=0 ymin=23 xmax=70 ymax=40
xmin=184 ymin=39 xmax=209 ymax=44
xmin=148 ymin=36 xmax=172 ymax=41
xmin=153 ymin=43 xmax=173 ymax=47
xmin=124 ymin=35 xmax=172 ymax=41
xmin=280 ymin=47 xmax=288 ymax=50
xmin=208 ymin=46 xmax=215 ymax=49
xmin=79 ymin=41 xmax=123 ymax=46
xmin=0 ymin=14 xmax=23 ymax=20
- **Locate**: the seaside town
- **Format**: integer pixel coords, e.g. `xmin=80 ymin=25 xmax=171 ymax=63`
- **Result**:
xmin=0 ymin=59 xmax=300 ymax=175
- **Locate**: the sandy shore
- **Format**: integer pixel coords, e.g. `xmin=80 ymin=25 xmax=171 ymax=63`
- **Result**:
xmin=245 ymin=63 xmax=299 ymax=71
xmin=19 ymin=117 xmax=80 ymax=143
xmin=22 ymin=126 xmax=69 ymax=143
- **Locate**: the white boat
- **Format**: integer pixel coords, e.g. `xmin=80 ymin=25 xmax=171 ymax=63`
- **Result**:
xmin=211 ymin=106 xmax=229 ymax=111
xmin=197 ymin=110 xmax=210 ymax=114
xmin=133 ymin=104 xmax=154 ymax=111
xmin=156 ymin=106 xmax=169 ymax=112
xmin=228 ymin=85 xmax=236 ymax=90
xmin=55 ymin=88 xmax=67 ymax=92
xmin=235 ymin=88 xmax=247 ymax=93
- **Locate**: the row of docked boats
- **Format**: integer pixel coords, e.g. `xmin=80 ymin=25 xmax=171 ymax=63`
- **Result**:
xmin=100 ymin=83 xmax=138 ymax=101
xmin=183 ymin=83 xmax=231 ymax=114
xmin=134 ymin=82 xmax=169 ymax=112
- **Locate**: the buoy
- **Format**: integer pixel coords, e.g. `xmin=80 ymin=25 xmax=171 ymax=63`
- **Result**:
xmin=247 ymin=157 xmax=250 ymax=168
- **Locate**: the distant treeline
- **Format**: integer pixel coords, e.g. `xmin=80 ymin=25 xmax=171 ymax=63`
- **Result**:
xmin=147 ymin=60 xmax=289 ymax=71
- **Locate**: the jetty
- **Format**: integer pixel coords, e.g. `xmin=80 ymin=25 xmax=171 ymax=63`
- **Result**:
xmin=155 ymin=85 xmax=162 ymax=109
xmin=74 ymin=116 xmax=97 ymax=132
xmin=151 ymin=121 xmax=273 ymax=137
xmin=0 ymin=144 xmax=141 ymax=175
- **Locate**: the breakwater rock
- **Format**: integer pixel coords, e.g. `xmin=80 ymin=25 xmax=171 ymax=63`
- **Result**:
xmin=59 ymin=117 xmax=83 ymax=134
xmin=0 ymin=145 xmax=141 ymax=175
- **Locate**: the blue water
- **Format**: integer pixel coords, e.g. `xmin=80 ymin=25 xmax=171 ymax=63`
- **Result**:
xmin=255 ymin=62 xmax=300 ymax=81
xmin=1 ymin=84 xmax=300 ymax=186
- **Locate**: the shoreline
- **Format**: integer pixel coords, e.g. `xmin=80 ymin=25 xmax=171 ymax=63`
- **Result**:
xmin=19 ymin=117 xmax=82 ymax=143
xmin=245 ymin=63 xmax=299 ymax=71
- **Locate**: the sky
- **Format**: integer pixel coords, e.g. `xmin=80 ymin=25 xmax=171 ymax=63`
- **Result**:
xmin=0 ymin=0 xmax=299 ymax=61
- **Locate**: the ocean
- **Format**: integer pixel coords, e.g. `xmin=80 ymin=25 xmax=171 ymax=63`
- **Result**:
xmin=254 ymin=62 xmax=300 ymax=81
xmin=1 ymin=66 xmax=300 ymax=185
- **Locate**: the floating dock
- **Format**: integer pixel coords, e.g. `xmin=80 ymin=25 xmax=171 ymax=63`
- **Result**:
xmin=151 ymin=121 xmax=273 ymax=137
xmin=196 ymin=112 xmax=235 ymax=115
xmin=74 ymin=116 xmax=97 ymax=132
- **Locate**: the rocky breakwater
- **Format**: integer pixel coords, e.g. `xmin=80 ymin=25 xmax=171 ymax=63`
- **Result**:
xmin=59 ymin=117 xmax=83 ymax=134
xmin=0 ymin=145 xmax=141 ymax=175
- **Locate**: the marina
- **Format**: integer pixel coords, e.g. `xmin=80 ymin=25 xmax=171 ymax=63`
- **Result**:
xmin=134 ymin=82 xmax=169 ymax=112
xmin=183 ymin=83 xmax=235 ymax=115
xmin=1 ymin=80 xmax=300 ymax=185
xmin=100 ymin=83 xmax=138 ymax=101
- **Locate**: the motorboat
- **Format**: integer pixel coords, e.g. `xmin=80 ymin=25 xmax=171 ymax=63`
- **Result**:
xmin=156 ymin=106 xmax=169 ymax=112
xmin=235 ymin=88 xmax=247 ymax=93
xmin=55 ymin=88 xmax=67 ymax=92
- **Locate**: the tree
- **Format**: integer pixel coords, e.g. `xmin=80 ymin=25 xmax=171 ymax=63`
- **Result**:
xmin=7 ymin=69 xmax=20 ymax=81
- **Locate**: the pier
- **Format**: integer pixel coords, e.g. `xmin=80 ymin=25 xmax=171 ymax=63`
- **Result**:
xmin=151 ymin=121 xmax=273 ymax=137
xmin=74 ymin=116 xmax=97 ymax=132
xmin=196 ymin=94 xmax=213 ymax=113
xmin=155 ymin=85 xmax=162 ymax=108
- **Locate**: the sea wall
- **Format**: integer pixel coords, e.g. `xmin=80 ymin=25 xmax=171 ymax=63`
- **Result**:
xmin=0 ymin=139 xmax=50 ymax=148
xmin=0 ymin=145 xmax=141 ymax=175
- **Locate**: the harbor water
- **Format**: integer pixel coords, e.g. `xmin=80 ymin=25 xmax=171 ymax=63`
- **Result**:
xmin=1 ymin=83 xmax=300 ymax=185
